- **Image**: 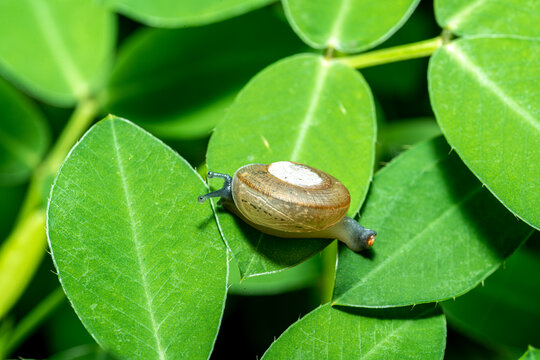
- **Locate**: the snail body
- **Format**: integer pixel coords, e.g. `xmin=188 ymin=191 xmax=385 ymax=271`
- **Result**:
xmin=198 ymin=161 xmax=375 ymax=252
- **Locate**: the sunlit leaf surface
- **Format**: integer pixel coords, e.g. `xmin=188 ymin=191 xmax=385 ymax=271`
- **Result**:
xmin=206 ymin=54 xmax=376 ymax=277
xmin=48 ymin=116 xmax=228 ymax=359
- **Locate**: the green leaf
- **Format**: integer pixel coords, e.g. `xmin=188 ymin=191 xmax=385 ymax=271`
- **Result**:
xmin=261 ymin=303 xmax=446 ymax=359
xmin=228 ymin=255 xmax=322 ymax=295
xmin=0 ymin=78 xmax=49 ymax=184
xmin=47 ymin=116 xmax=228 ymax=359
xmin=333 ymin=136 xmax=532 ymax=307
xmin=0 ymin=0 xmax=115 ymax=106
xmin=377 ymin=117 xmax=441 ymax=163
xmin=206 ymin=53 xmax=376 ymax=277
xmin=282 ymin=0 xmax=420 ymax=53
xmin=442 ymin=247 xmax=540 ymax=351
xmin=435 ymin=0 xmax=540 ymax=37
xmin=48 ymin=345 xmax=117 ymax=360
xmin=520 ymin=346 xmax=540 ymax=360
xmin=99 ymin=0 xmax=273 ymax=27
xmin=104 ymin=8 xmax=307 ymax=140
xmin=429 ymin=37 xmax=540 ymax=229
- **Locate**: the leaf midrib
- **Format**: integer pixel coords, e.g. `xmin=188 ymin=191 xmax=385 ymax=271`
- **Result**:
xmin=446 ymin=42 xmax=540 ymax=132
xmin=290 ymin=58 xmax=330 ymax=161
xmin=111 ymin=120 xmax=166 ymax=360
xmin=30 ymin=0 xmax=87 ymax=97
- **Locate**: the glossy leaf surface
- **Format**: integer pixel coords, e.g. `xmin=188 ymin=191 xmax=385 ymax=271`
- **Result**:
xmin=48 ymin=117 xmax=228 ymax=359
xmin=442 ymin=247 xmax=540 ymax=351
xmin=0 ymin=79 xmax=49 ymax=184
xmin=100 ymin=0 xmax=273 ymax=27
xmin=283 ymin=0 xmax=420 ymax=52
xmin=435 ymin=0 xmax=540 ymax=37
xmin=333 ymin=137 xmax=532 ymax=307
xmin=206 ymin=54 xmax=376 ymax=277
xmin=0 ymin=0 xmax=115 ymax=106
xmin=429 ymin=37 xmax=540 ymax=229
xmin=261 ymin=303 xmax=446 ymax=359
xmin=105 ymin=8 xmax=306 ymax=140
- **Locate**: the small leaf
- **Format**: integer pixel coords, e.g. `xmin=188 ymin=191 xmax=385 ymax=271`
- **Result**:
xmin=104 ymin=8 xmax=306 ymax=140
xmin=0 ymin=78 xmax=49 ymax=184
xmin=0 ymin=0 xmax=115 ymax=106
xmin=100 ymin=0 xmax=273 ymax=27
xmin=48 ymin=345 xmax=117 ymax=360
xmin=261 ymin=303 xmax=446 ymax=359
xmin=206 ymin=53 xmax=376 ymax=277
xmin=377 ymin=117 xmax=441 ymax=163
xmin=333 ymin=137 xmax=532 ymax=307
xmin=429 ymin=37 xmax=540 ymax=229
xmin=435 ymin=0 xmax=540 ymax=37
xmin=228 ymin=256 xmax=322 ymax=295
xmin=47 ymin=116 xmax=228 ymax=359
xmin=520 ymin=346 xmax=540 ymax=360
xmin=442 ymin=247 xmax=540 ymax=351
xmin=282 ymin=0 xmax=421 ymax=53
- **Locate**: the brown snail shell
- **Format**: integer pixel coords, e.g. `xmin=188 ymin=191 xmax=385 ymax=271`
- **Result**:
xmin=232 ymin=162 xmax=350 ymax=232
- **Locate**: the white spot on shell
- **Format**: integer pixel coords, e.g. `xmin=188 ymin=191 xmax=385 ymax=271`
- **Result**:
xmin=268 ymin=161 xmax=323 ymax=187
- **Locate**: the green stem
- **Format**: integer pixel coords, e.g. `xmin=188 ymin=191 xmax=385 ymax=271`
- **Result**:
xmin=337 ymin=36 xmax=443 ymax=69
xmin=319 ymin=241 xmax=338 ymax=303
xmin=4 ymin=287 xmax=65 ymax=357
xmin=18 ymin=98 xmax=99 ymax=220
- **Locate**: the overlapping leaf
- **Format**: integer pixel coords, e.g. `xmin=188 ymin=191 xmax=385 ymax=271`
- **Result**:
xmin=429 ymin=37 xmax=540 ymax=229
xmin=104 ymin=8 xmax=306 ymax=140
xmin=100 ymin=0 xmax=273 ymax=27
xmin=0 ymin=0 xmax=115 ymax=106
xmin=333 ymin=137 xmax=532 ymax=307
xmin=47 ymin=116 xmax=228 ymax=359
xmin=442 ymin=247 xmax=540 ymax=351
xmin=206 ymin=54 xmax=376 ymax=277
xmin=261 ymin=303 xmax=446 ymax=359
xmin=282 ymin=0 xmax=420 ymax=52
xmin=0 ymin=79 xmax=49 ymax=184
xmin=435 ymin=0 xmax=540 ymax=37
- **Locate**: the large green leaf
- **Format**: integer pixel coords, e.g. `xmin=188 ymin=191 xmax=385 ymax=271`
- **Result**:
xmin=206 ymin=53 xmax=376 ymax=277
xmin=47 ymin=116 xmax=228 ymax=359
xmin=442 ymin=247 xmax=540 ymax=351
xmin=0 ymin=78 xmax=49 ymax=184
xmin=435 ymin=0 xmax=540 ymax=37
xmin=0 ymin=0 xmax=115 ymax=106
xmin=104 ymin=8 xmax=306 ymax=140
xmin=333 ymin=137 xmax=532 ymax=307
xmin=261 ymin=303 xmax=446 ymax=359
xmin=100 ymin=0 xmax=273 ymax=27
xmin=282 ymin=0 xmax=420 ymax=53
xmin=429 ymin=37 xmax=540 ymax=229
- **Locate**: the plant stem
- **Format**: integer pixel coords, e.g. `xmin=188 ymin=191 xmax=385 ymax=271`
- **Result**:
xmin=0 ymin=98 xmax=97 ymax=322
xmin=3 ymin=287 xmax=65 ymax=357
xmin=337 ymin=36 xmax=443 ymax=69
xmin=319 ymin=241 xmax=338 ymax=303
xmin=18 ymin=98 xmax=99 ymax=220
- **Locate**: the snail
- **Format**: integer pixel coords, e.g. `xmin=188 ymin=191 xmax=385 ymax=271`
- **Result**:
xmin=198 ymin=161 xmax=376 ymax=252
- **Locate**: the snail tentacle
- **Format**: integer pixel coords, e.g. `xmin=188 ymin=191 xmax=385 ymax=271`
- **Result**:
xmin=198 ymin=171 xmax=233 ymax=204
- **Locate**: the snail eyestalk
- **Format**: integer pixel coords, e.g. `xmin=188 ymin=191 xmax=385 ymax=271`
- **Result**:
xmin=198 ymin=171 xmax=233 ymax=203
xmin=324 ymin=216 xmax=376 ymax=252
